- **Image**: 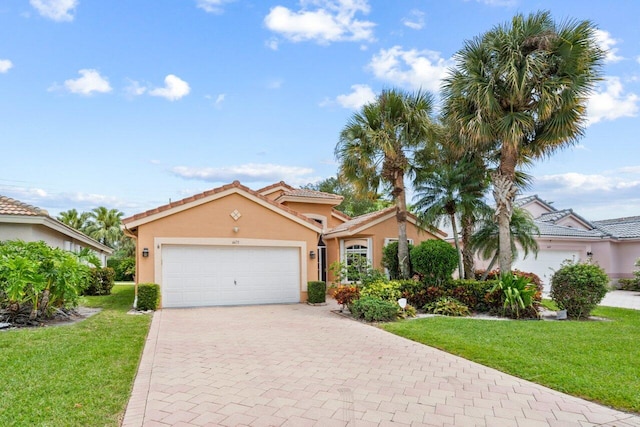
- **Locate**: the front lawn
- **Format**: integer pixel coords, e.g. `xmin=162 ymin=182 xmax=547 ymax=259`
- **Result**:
xmin=383 ymin=306 xmax=640 ymax=414
xmin=0 ymin=285 xmax=151 ymax=426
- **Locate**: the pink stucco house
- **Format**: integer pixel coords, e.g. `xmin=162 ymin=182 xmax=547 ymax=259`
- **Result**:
xmin=480 ymin=195 xmax=640 ymax=290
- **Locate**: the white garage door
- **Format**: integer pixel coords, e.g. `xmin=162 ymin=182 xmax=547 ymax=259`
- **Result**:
xmin=161 ymin=245 xmax=301 ymax=308
xmin=513 ymin=250 xmax=580 ymax=293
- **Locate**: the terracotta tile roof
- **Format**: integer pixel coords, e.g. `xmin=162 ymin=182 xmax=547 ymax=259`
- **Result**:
xmin=325 ymin=207 xmax=397 ymax=235
xmin=332 ymin=208 xmax=351 ymax=222
xmin=256 ymin=181 xmax=295 ymax=194
xmin=278 ymin=188 xmax=343 ymax=201
xmin=0 ymin=195 xmax=48 ymax=216
xmin=121 ymin=180 xmax=322 ymax=229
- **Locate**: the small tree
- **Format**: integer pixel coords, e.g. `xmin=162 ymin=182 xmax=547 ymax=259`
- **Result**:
xmin=410 ymin=240 xmax=458 ymax=286
xmin=382 ymin=241 xmax=414 ymax=280
xmin=550 ymin=261 xmax=609 ymax=319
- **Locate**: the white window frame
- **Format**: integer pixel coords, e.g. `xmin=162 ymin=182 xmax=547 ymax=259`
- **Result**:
xmin=339 ymin=238 xmax=373 ymax=283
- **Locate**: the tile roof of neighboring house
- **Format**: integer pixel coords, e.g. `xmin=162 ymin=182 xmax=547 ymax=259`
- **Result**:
xmin=325 ymin=206 xmax=397 ymax=235
xmin=513 ymin=195 xmax=538 ymax=208
xmin=277 ymin=188 xmax=344 ymax=201
xmin=0 ymin=196 xmax=48 ymax=216
xmin=256 ymin=181 xmax=296 ymax=194
xmin=121 ymin=180 xmax=322 ymax=229
xmin=534 ymin=221 xmax=607 ymax=239
xmin=593 ymin=216 xmax=640 ymax=239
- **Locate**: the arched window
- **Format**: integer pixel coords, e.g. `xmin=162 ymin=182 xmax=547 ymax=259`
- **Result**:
xmin=345 ymin=244 xmax=368 ymax=282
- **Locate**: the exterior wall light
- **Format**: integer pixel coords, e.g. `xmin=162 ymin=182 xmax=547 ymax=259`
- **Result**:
xmin=309 ymin=250 xmax=316 ymax=259
xmin=142 ymin=248 xmax=149 ymax=257
xmin=587 ymin=251 xmax=593 ymax=257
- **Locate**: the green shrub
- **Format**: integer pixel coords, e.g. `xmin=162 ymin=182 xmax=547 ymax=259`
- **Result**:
xmin=84 ymin=267 xmax=116 ymax=296
xmin=397 ymin=280 xmax=430 ymax=308
xmin=550 ymin=261 xmax=609 ymax=319
xmin=410 ymin=240 xmax=458 ymax=286
xmin=349 ymin=296 xmax=398 ymax=322
xmin=107 ymin=256 xmax=135 ymax=281
xmin=137 ymin=283 xmax=159 ymax=311
xmin=360 ymin=280 xmax=402 ymax=302
xmin=491 ymin=274 xmax=538 ymax=319
xmin=332 ymin=285 xmax=360 ymax=310
xmin=424 ymin=297 xmax=470 ymax=317
xmin=0 ymin=240 xmax=92 ymax=322
xmin=619 ymin=258 xmax=640 ymax=291
xmin=382 ymin=241 xmax=414 ymax=280
xmin=307 ymin=281 xmax=326 ymax=303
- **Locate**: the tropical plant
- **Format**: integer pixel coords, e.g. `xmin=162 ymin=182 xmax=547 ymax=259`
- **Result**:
xmin=424 ymin=296 xmax=471 ymax=317
xmin=0 ymin=240 xmax=91 ymax=323
xmin=332 ymin=285 xmax=360 ymax=311
xmin=471 ymin=207 xmax=540 ymax=281
xmin=335 ymin=88 xmax=436 ymax=278
xmin=491 ymin=273 xmax=538 ymax=319
xmin=85 ymin=207 xmax=124 ymax=248
xmin=57 ymin=208 xmax=91 ymax=232
xmin=443 ymin=11 xmax=604 ymax=273
xmin=550 ymin=260 xmax=609 ymax=319
xmin=360 ymin=280 xmax=403 ymax=302
xmin=410 ymin=240 xmax=458 ymax=286
xmin=413 ymin=143 xmax=490 ymax=279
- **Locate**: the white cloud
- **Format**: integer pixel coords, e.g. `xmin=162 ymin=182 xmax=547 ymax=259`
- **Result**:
xmin=368 ymin=45 xmax=452 ymax=92
xmin=124 ymin=79 xmax=147 ymax=97
xmin=264 ymin=0 xmax=375 ymax=45
xmin=196 ymin=0 xmax=235 ymax=14
xmin=56 ymin=69 xmax=112 ymax=95
xmin=332 ymin=84 xmax=376 ymax=109
xmin=30 ymin=0 xmax=78 ymax=22
xmin=0 ymin=59 xmax=13 ymax=73
xmin=594 ymin=29 xmax=624 ymax=63
xmin=267 ymin=78 xmax=284 ymax=89
xmin=532 ymin=168 xmax=640 ymax=220
xmin=149 ymin=74 xmax=191 ymax=101
xmin=402 ymin=9 xmax=425 ymax=30
xmin=171 ymin=163 xmax=315 ymax=184
xmin=214 ymin=93 xmax=225 ymax=107
xmin=587 ymin=76 xmax=639 ymax=125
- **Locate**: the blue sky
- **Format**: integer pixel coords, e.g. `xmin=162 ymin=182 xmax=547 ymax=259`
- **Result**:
xmin=1 ymin=0 xmax=639 ymax=221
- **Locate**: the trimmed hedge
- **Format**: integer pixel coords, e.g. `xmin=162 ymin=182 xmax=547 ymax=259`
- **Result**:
xmin=411 ymin=240 xmax=458 ymax=285
xmin=551 ymin=262 xmax=609 ymax=319
xmin=349 ymin=296 xmax=398 ymax=322
xmin=83 ymin=267 xmax=116 ymax=296
xmin=137 ymin=283 xmax=159 ymax=311
xmin=307 ymin=281 xmax=326 ymax=303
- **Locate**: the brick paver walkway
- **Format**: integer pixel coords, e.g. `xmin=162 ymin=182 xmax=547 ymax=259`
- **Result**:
xmin=122 ymin=301 xmax=640 ymax=426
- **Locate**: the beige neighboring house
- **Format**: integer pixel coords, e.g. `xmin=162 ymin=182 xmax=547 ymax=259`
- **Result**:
xmin=476 ymin=195 xmax=640 ymax=291
xmin=122 ymin=181 xmax=445 ymax=308
xmin=0 ymin=196 xmax=113 ymax=265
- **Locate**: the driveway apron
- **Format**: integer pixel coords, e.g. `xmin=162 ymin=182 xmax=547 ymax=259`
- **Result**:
xmin=122 ymin=302 xmax=640 ymax=427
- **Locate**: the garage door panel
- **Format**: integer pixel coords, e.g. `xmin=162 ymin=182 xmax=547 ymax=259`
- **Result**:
xmin=161 ymin=245 xmax=301 ymax=308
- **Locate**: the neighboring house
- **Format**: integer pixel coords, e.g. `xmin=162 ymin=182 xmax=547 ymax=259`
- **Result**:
xmin=122 ymin=181 xmax=445 ymax=308
xmin=476 ymin=195 xmax=640 ymax=290
xmin=0 ymin=195 xmax=113 ymax=265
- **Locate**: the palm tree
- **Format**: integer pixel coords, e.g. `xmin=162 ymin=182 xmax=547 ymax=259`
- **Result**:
xmin=336 ymin=88 xmax=435 ymax=278
xmin=85 ymin=207 xmax=124 ymax=248
xmin=57 ymin=209 xmax=90 ymax=232
xmin=443 ymin=11 xmax=604 ymax=273
xmin=470 ymin=207 xmax=540 ymax=281
xmin=413 ymin=147 xmax=490 ymax=279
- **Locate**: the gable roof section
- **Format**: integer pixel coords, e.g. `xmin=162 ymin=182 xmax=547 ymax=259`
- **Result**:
xmin=121 ymin=181 xmax=323 ymax=233
xmin=275 ymin=188 xmax=344 ymax=206
xmin=534 ymin=222 xmax=607 ymax=239
xmin=324 ymin=206 xmax=446 ymax=239
xmin=0 ymin=195 xmax=113 ymax=254
xmin=256 ymin=181 xmax=296 ymax=198
xmin=537 ymin=209 xmax=595 ymax=230
xmin=514 ymin=194 xmax=556 ymax=213
xmin=593 ymin=216 xmax=640 ymax=239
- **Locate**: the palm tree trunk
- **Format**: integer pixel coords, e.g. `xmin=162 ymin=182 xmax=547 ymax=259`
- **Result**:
xmin=461 ymin=213 xmax=475 ymax=279
xmin=492 ymin=150 xmax=518 ymax=273
xmin=450 ymin=213 xmax=464 ymax=279
xmin=480 ymin=253 xmax=498 ymax=281
xmin=394 ymin=175 xmax=411 ymax=279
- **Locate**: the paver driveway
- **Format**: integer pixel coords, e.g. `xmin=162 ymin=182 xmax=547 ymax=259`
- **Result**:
xmin=123 ymin=301 xmax=640 ymax=427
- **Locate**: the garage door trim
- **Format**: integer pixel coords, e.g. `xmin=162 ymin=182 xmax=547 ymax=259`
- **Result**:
xmin=154 ymin=237 xmax=308 ymax=306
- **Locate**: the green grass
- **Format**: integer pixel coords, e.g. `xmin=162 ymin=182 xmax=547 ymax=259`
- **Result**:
xmin=0 ymin=285 xmax=151 ymax=426
xmin=383 ymin=306 xmax=640 ymax=414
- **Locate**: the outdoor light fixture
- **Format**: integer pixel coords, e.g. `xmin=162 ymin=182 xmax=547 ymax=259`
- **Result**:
xmin=142 ymin=248 xmax=149 ymax=257
xmin=309 ymin=250 xmax=316 ymax=259
xmin=587 ymin=251 xmax=593 ymax=257
xmin=233 ymin=227 xmax=239 ymax=233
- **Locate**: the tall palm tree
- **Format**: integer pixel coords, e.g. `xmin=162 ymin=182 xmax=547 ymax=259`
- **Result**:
xmin=413 ymin=147 xmax=490 ymax=279
xmin=57 ymin=209 xmax=90 ymax=232
xmin=470 ymin=207 xmax=540 ymax=281
xmin=443 ymin=11 xmax=604 ymax=273
xmin=336 ymin=88 xmax=436 ymax=278
xmin=86 ymin=207 xmax=124 ymax=248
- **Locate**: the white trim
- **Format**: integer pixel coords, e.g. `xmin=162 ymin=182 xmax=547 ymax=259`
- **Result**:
xmin=276 ymin=195 xmax=342 ymax=206
xmin=304 ymin=213 xmax=327 ymax=231
xmin=0 ymin=214 xmax=112 ymax=254
xmin=154 ymin=237 xmax=308 ymax=297
xmin=124 ymin=187 xmax=322 ymax=233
